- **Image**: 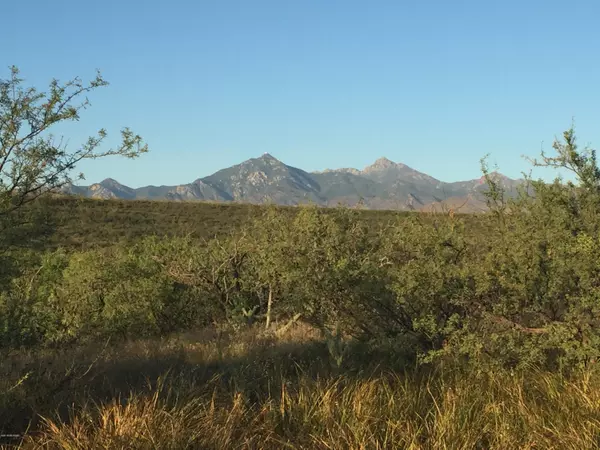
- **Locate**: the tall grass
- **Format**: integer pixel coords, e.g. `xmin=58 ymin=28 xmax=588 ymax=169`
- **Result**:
xmin=3 ymin=324 xmax=600 ymax=449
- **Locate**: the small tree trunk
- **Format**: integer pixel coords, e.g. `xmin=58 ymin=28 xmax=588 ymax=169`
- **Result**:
xmin=265 ymin=284 xmax=273 ymax=330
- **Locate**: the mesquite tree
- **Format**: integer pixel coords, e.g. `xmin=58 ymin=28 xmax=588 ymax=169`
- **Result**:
xmin=0 ymin=66 xmax=147 ymax=223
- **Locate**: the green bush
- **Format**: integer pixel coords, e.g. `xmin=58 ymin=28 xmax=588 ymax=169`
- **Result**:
xmin=0 ymin=250 xmax=69 ymax=346
xmin=0 ymin=242 xmax=212 ymax=347
xmin=5 ymin=127 xmax=600 ymax=374
xmin=371 ymin=130 xmax=600 ymax=371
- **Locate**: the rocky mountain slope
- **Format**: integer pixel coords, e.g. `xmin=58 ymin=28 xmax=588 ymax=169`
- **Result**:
xmin=65 ymin=154 xmax=522 ymax=212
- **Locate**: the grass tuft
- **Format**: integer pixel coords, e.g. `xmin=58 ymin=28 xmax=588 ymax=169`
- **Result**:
xmin=3 ymin=324 xmax=600 ymax=449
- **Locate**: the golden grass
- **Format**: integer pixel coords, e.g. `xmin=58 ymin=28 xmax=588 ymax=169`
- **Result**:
xmin=3 ymin=324 xmax=600 ymax=449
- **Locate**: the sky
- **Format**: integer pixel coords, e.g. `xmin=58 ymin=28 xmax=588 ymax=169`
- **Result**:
xmin=3 ymin=0 xmax=600 ymax=187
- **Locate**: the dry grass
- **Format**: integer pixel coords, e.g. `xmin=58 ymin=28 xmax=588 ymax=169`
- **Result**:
xmin=2 ymin=324 xmax=600 ymax=449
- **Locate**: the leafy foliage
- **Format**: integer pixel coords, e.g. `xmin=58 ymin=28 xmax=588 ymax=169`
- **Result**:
xmin=0 ymin=66 xmax=147 ymax=216
xmin=4 ymin=124 xmax=600 ymax=375
xmin=0 ymin=65 xmax=147 ymax=284
xmin=2 ymin=66 xmax=600 ymax=445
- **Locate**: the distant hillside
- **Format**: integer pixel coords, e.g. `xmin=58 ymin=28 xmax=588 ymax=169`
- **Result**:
xmin=24 ymin=196 xmax=422 ymax=251
xmin=64 ymin=154 xmax=523 ymax=212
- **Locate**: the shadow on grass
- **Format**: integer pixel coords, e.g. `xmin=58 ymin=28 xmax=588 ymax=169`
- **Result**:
xmin=0 ymin=331 xmax=417 ymax=443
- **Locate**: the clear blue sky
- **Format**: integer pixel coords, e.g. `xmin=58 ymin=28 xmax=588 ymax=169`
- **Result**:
xmin=4 ymin=0 xmax=600 ymax=187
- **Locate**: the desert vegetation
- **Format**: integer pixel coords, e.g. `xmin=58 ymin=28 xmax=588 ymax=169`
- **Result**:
xmin=4 ymin=67 xmax=600 ymax=448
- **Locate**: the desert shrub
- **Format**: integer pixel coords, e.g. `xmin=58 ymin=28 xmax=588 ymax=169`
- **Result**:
xmin=54 ymin=247 xmax=171 ymax=341
xmin=144 ymin=234 xmax=260 ymax=327
xmin=142 ymin=205 xmax=392 ymax=335
xmin=377 ymin=213 xmax=475 ymax=360
xmin=0 ymin=250 xmax=70 ymax=346
xmin=372 ymin=129 xmax=600 ymax=371
xmin=280 ymin=206 xmax=390 ymax=335
xmin=0 ymin=243 xmax=212 ymax=347
xmin=458 ymin=178 xmax=600 ymax=370
xmin=5 ymin=126 xmax=600 ymax=374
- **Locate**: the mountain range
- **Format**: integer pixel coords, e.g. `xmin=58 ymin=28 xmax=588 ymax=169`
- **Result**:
xmin=64 ymin=154 xmax=522 ymax=212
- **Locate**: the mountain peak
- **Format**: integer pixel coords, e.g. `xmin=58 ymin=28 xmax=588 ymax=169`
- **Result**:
xmin=100 ymin=178 xmax=122 ymax=186
xmin=259 ymin=152 xmax=278 ymax=161
xmin=252 ymin=152 xmax=286 ymax=167
xmin=96 ymin=178 xmax=135 ymax=199
xmin=489 ymin=170 xmax=509 ymax=179
xmin=363 ymin=157 xmax=403 ymax=172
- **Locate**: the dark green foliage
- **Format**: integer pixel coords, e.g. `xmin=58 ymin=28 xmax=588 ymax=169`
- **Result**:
xmin=0 ymin=242 xmax=210 ymax=346
xmin=4 ymin=126 xmax=600 ymax=374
